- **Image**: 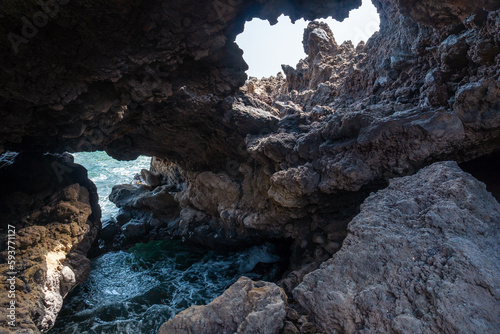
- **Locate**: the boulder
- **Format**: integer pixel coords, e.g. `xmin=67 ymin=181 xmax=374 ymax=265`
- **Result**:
xmin=158 ymin=277 xmax=287 ymax=334
xmin=293 ymin=162 xmax=500 ymax=333
xmin=100 ymin=222 xmax=122 ymax=241
xmin=121 ymin=220 xmax=147 ymax=239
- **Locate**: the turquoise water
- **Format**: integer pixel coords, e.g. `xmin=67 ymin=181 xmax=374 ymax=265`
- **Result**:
xmin=51 ymin=152 xmax=283 ymax=333
xmin=50 ymin=240 xmax=281 ymax=334
xmin=73 ymin=151 xmax=151 ymax=221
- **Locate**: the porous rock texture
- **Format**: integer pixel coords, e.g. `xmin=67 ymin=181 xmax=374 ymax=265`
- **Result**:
xmin=153 ymin=1 xmax=500 ymax=331
xmin=0 ymin=153 xmax=100 ymax=333
xmin=0 ymin=1 xmax=364 ymax=331
xmin=158 ymin=276 xmax=288 ymax=334
xmin=293 ymin=161 xmax=500 ymax=334
xmin=163 ymin=162 xmax=500 ymax=333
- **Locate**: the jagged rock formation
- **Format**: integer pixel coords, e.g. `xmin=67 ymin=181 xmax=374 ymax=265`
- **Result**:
xmin=102 ymin=181 xmax=180 ymax=248
xmin=0 ymin=153 xmax=100 ymax=333
xmin=111 ymin=0 xmax=500 ymax=265
xmin=0 ymin=2 xmax=364 ymax=332
xmin=153 ymin=1 xmax=500 ymax=332
xmin=164 ymin=161 xmax=500 ymax=333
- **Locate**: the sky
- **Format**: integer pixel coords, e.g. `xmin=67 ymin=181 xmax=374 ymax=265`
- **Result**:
xmin=235 ymin=0 xmax=380 ymax=79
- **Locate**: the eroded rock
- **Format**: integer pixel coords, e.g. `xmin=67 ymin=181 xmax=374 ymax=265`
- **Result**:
xmin=1 ymin=0 xmax=499 ymax=332
xmin=121 ymin=3 xmax=499 ymax=258
xmin=0 ymin=0 xmax=361 ymax=168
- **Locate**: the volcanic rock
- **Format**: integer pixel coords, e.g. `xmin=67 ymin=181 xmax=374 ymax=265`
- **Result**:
xmin=0 ymin=0 xmax=361 ymax=168
xmin=115 ymin=2 xmax=500 ymax=258
xmin=121 ymin=219 xmax=147 ymax=239
xmin=0 ymin=0 xmax=499 ymax=332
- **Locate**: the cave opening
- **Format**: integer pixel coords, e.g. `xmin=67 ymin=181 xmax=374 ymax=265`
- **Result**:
xmin=72 ymin=151 xmax=151 ymax=224
xmin=1 ymin=0 xmax=500 ymax=331
xmin=235 ymin=0 xmax=380 ymax=79
xmin=51 ymin=2 xmax=383 ymax=330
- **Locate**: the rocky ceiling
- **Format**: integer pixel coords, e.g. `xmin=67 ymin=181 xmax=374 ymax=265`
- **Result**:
xmin=0 ymin=0 xmax=360 ymax=169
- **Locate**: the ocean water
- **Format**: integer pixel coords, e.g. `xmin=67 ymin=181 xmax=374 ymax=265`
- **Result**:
xmin=73 ymin=151 xmax=151 ymax=222
xmin=50 ymin=240 xmax=282 ymax=334
xmin=50 ymin=152 xmax=283 ymax=334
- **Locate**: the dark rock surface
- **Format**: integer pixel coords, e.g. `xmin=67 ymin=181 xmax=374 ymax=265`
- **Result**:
xmin=460 ymin=150 xmax=500 ymax=201
xmin=2 ymin=0 xmax=500 ymax=254
xmin=0 ymin=0 xmax=360 ymax=168
xmin=0 ymin=153 xmax=100 ymax=333
xmin=112 ymin=0 xmax=500 ymax=263
xmin=102 ymin=176 xmax=181 ymax=250
xmin=164 ymin=161 xmax=500 ymax=333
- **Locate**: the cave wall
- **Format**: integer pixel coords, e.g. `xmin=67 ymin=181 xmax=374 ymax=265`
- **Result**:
xmin=0 ymin=0 xmax=498 ymax=172
xmin=0 ymin=0 xmax=360 ymax=168
xmin=161 ymin=161 xmax=500 ymax=334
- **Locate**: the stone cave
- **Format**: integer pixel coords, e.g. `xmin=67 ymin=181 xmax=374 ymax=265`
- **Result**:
xmin=0 ymin=0 xmax=499 ymax=333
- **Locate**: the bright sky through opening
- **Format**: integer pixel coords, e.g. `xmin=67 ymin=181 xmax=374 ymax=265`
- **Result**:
xmin=236 ymin=0 xmax=380 ymax=79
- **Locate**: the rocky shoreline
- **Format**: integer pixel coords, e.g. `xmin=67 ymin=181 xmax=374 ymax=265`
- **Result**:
xmin=0 ymin=0 xmax=499 ymax=333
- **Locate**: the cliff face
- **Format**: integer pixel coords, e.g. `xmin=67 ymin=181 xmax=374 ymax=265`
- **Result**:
xmin=0 ymin=0 xmax=360 ymax=167
xmin=0 ymin=0 xmax=499 ymax=333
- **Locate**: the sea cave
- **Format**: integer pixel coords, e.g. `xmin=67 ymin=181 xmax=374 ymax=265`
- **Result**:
xmin=0 ymin=0 xmax=499 ymax=333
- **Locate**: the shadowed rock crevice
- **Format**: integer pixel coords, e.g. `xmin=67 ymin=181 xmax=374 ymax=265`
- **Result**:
xmin=460 ymin=150 xmax=500 ymax=202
